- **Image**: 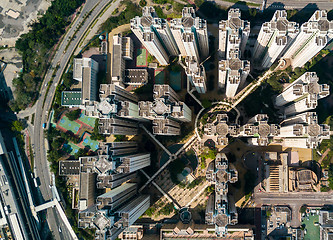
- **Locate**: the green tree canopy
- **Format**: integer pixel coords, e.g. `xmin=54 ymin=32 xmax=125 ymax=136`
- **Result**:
xmin=66 ymin=109 xmax=81 ymax=121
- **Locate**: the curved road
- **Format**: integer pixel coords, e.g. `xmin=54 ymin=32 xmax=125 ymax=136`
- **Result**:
xmin=30 ymin=0 xmax=121 ymax=239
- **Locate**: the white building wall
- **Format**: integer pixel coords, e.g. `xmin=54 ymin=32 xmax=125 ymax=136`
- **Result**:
xmin=143 ymin=33 xmax=169 ymax=66
xmin=284 ymin=97 xmax=315 ymax=116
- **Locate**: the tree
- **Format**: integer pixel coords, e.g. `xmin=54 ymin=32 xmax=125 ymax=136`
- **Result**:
xmin=147 ymin=54 xmax=155 ymax=63
xmin=139 ymin=0 xmax=147 ymax=7
xmin=201 ymin=99 xmax=212 ymax=109
xmin=300 ymin=205 xmax=307 ymax=214
xmin=91 ymin=119 xmax=105 ymax=141
xmin=12 ymin=0 xmax=84 ymax=110
xmin=66 ymin=109 xmax=81 ymax=121
xmin=74 ymin=147 xmax=89 ymax=159
xmin=11 ymin=120 xmax=24 ymax=132
xmin=62 ymin=71 xmax=75 ymax=89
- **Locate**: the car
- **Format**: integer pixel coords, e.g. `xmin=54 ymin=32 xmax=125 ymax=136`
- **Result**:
xmin=42 ymin=123 xmax=47 ymax=129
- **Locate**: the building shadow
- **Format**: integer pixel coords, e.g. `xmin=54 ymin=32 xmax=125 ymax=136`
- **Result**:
xmin=288 ymin=3 xmax=319 ymax=25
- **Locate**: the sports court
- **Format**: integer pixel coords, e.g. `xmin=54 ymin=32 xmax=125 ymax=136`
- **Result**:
xmin=58 ymin=116 xmax=81 ymax=134
xmin=170 ymin=71 xmax=182 ymax=91
xmin=302 ymin=214 xmax=320 ymax=240
xmin=63 ymin=142 xmax=81 ymax=155
xmin=77 ymin=112 xmax=96 ymax=128
xmin=136 ymin=48 xmax=147 ymax=67
xmin=79 ymin=132 xmax=99 ymax=151
xmin=154 ymin=69 xmax=165 ymax=84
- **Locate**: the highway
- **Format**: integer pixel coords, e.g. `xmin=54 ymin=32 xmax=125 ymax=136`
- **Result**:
xmin=29 ymin=0 xmax=121 ymax=239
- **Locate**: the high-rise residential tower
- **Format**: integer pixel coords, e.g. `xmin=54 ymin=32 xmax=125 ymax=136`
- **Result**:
xmin=282 ymin=10 xmax=333 ymax=69
xmin=205 ymin=153 xmax=238 ymax=236
xmin=73 ymin=57 xmax=99 ymax=104
xmin=219 ymin=8 xmax=250 ymax=59
xmin=218 ymin=9 xmax=250 ymax=98
xmin=185 ymin=56 xmax=207 ymax=94
xmin=131 ymin=7 xmax=179 ymax=65
xmin=278 ymin=112 xmax=330 ymax=148
xmin=252 ymin=10 xmax=299 ymax=68
xmin=275 ymin=72 xmax=329 ymax=115
xmin=170 ymin=7 xmax=209 ymax=60
xmin=138 ymin=85 xmax=192 ymax=135
xmin=219 ymin=50 xmax=250 ymax=97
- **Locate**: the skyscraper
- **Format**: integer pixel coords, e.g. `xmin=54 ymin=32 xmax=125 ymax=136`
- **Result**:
xmin=282 ymin=10 xmax=333 ymax=69
xmin=239 ymin=114 xmax=280 ymax=146
xmin=205 ymin=153 xmax=238 ymax=236
xmin=275 ymin=72 xmax=329 ymax=115
xmin=252 ymin=10 xmax=299 ymax=68
xmin=170 ymin=7 xmax=209 ymax=60
xmin=142 ymin=32 xmax=169 ymax=66
xmin=73 ymin=57 xmax=99 ymax=104
xmin=131 ymin=7 xmax=179 ymax=65
xmin=138 ymin=85 xmax=192 ymax=135
xmin=278 ymin=112 xmax=330 ymax=148
xmin=185 ymin=56 xmax=207 ymax=94
xmin=98 ymin=117 xmax=139 ymax=135
xmin=218 ymin=9 xmax=250 ymax=98
xmin=219 ymin=52 xmax=250 ymax=98
xmin=219 ymin=8 xmax=250 ymax=59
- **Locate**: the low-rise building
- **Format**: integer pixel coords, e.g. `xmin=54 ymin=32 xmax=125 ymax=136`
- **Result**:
xmin=124 ymin=69 xmax=149 ymax=88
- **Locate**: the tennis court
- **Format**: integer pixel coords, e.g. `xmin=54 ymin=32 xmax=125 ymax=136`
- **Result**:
xmin=63 ymin=142 xmax=81 ymax=155
xmin=80 ymin=132 xmax=99 ymax=151
xmin=78 ymin=112 xmax=96 ymax=128
xmin=136 ymin=48 xmax=147 ymax=66
xmin=154 ymin=69 xmax=165 ymax=84
xmin=58 ymin=116 xmax=81 ymax=134
xmin=170 ymin=71 xmax=182 ymax=91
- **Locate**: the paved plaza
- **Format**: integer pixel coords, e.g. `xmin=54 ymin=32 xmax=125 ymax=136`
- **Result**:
xmin=0 ymin=0 xmax=51 ymax=46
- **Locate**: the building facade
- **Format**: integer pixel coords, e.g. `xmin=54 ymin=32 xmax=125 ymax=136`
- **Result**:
xmin=170 ymin=7 xmax=209 ymax=61
xmin=218 ymin=9 xmax=250 ymax=98
xmin=282 ymin=10 xmax=333 ymax=69
xmin=252 ymin=10 xmax=299 ymax=69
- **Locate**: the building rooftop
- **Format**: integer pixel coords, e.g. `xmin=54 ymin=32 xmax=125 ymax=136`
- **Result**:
xmin=59 ymin=160 xmax=80 ymax=176
xmin=124 ymin=69 xmax=148 ymax=85
xmin=61 ymin=91 xmax=82 ymax=106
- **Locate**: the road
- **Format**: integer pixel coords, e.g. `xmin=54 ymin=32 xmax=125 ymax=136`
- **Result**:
xmin=212 ymin=0 xmax=333 ymax=9
xmin=29 ymin=0 xmax=121 ymax=239
xmin=254 ymin=192 xmax=333 ymax=227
